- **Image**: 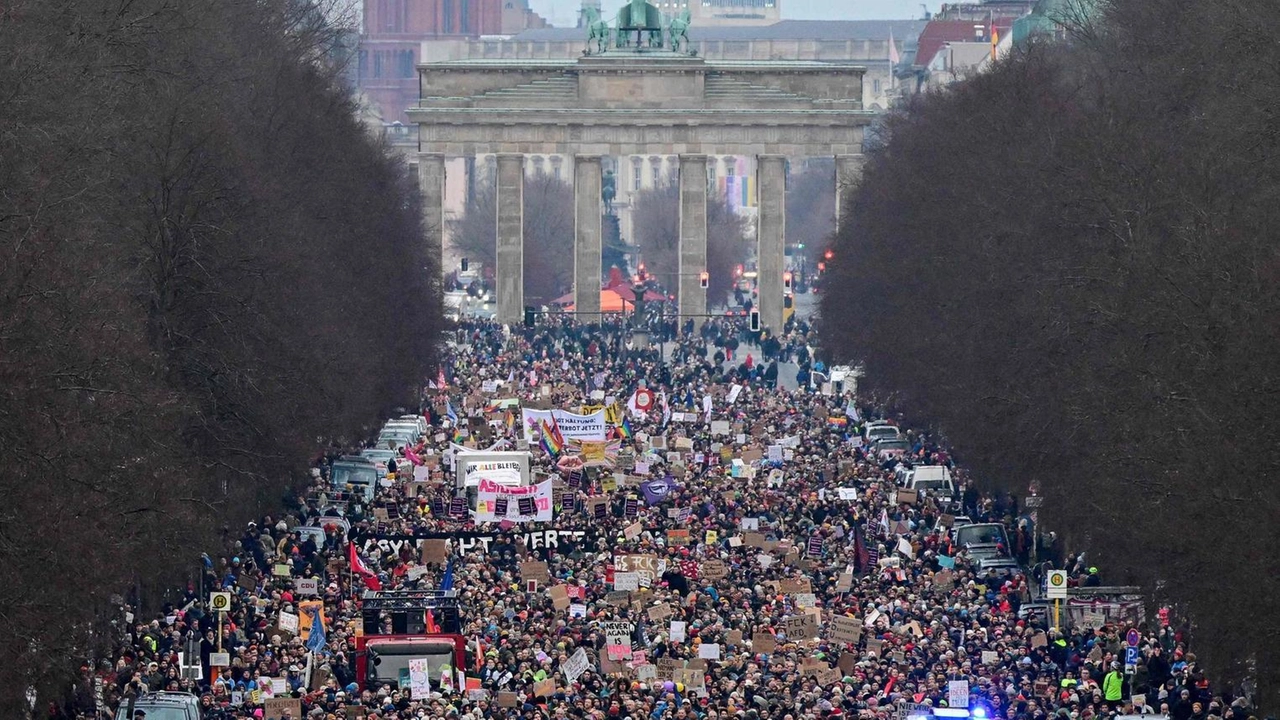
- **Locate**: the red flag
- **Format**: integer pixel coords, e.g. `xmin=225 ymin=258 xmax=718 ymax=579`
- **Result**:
xmin=424 ymin=609 xmax=441 ymax=634
xmin=348 ymin=543 xmax=382 ymax=591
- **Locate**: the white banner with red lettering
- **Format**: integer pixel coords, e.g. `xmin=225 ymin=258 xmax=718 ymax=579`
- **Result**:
xmin=474 ymin=478 xmax=554 ymax=523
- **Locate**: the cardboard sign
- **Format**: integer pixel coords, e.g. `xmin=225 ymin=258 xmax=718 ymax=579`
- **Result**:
xmin=835 ymin=572 xmax=854 ymax=592
xmin=815 ymin=666 xmax=841 ymax=687
xmin=753 ymin=633 xmax=777 ymax=653
xmin=263 ymin=698 xmax=302 ymax=720
xmin=667 ymin=529 xmax=690 ymax=545
xmin=779 ymin=578 xmax=812 ymax=594
xmin=534 ymin=678 xmax=556 ymax=697
xmin=866 ymin=637 xmax=884 ymax=657
xmin=896 ymin=488 xmax=919 ymax=504
xmin=497 ymin=691 xmax=519 ymax=707
xmin=647 ymin=604 xmax=673 ymax=622
xmin=784 ymin=614 xmax=818 ymax=639
xmin=830 ymin=616 xmax=862 ymax=644
xmin=420 ymin=539 xmax=449 ymax=565
xmin=701 ymin=559 xmax=729 ymax=580
xmin=521 ymin=561 xmax=550 ymax=583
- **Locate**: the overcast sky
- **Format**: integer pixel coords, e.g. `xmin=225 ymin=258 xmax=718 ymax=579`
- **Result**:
xmin=530 ymin=0 xmax=935 ymax=28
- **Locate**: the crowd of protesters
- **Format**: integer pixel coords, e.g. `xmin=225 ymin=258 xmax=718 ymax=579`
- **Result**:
xmin=63 ymin=314 xmax=1255 ymax=720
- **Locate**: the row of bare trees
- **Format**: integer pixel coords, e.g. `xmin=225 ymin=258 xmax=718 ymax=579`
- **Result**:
xmin=820 ymin=0 xmax=1280 ymax=708
xmin=0 ymin=0 xmax=442 ymax=712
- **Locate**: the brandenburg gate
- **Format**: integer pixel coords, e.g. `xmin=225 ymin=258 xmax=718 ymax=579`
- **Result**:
xmin=409 ymin=0 xmax=872 ymax=332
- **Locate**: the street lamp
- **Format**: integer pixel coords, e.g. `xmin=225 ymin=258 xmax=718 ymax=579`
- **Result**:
xmin=630 ymin=264 xmax=649 ymax=349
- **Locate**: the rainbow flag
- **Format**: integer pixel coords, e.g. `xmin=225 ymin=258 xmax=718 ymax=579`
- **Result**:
xmin=618 ymin=416 xmax=634 ymax=440
xmin=539 ymin=419 xmax=564 ymax=457
xmin=828 ymin=416 xmax=849 ymax=429
xmin=452 ymin=425 xmax=465 ymax=443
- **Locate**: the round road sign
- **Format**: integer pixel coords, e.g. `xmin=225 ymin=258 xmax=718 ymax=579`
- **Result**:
xmin=1046 ymin=570 xmax=1068 ymax=599
xmin=1126 ymin=628 xmax=1140 ymax=647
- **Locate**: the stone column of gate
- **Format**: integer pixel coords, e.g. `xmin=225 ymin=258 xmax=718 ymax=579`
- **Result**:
xmin=573 ymin=155 xmax=603 ymax=319
xmin=495 ymin=153 xmax=525 ymax=325
xmin=417 ymin=152 xmax=446 ymax=271
xmin=677 ymin=154 xmax=709 ymax=326
xmin=835 ymin=154 xmax=866 ymax=232
xmin=756 ymin=155 xmax=787 ymax=335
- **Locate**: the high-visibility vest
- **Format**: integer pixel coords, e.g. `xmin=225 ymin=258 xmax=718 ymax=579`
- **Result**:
xmin=1104 ymin=671 xmax=1124 ymax=701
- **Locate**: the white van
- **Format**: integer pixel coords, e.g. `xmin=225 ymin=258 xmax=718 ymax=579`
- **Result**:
xmin=864 ymin=422 xmax=902 ymax=444
xmin=904 ymin=465 xmax=955 ymax=498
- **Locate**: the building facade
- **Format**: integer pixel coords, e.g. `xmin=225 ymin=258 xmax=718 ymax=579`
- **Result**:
xmin=358 ymin=0 xmax=549 ymax=124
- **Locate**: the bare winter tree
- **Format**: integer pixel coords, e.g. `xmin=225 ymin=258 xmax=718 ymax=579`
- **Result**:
xmin=0 ymin=0 xmax=443 ymax=712
xmin=631 ymin=183 xmax=751 ymax=307
xmin=448 ymin=172 xmax=576 ymax=305
xmin=820 ymin=0 xmax=1280 ymax=707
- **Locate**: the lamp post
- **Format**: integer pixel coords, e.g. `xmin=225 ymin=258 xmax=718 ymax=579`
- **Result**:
xmin=630 ymin=264 xmax=650 ymax=350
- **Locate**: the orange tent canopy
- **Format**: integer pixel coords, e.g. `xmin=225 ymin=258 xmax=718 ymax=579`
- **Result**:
xmin=562 ymin=289 xmax=634 ymax=313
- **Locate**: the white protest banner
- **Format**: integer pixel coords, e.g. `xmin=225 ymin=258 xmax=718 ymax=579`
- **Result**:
xmin=562 ymin=648 xmax=590 ymax=683
xmin=710 ymin=421 xmax=731 ymax=436
xmin=474 ymin=478 xmax=553 ymax=522
xmin=669 ymin=621 xmax=687 ymax=642
xmin=456 ymin=451 xmax=529 ymax=490
xmin=698 ymin=643 xmax=721 ymax=660
xmin=837 ymin=488 xmax=859 ymax=500
xmin=726 ymin=385 xmax=743 ymax=404
xmin=521 ymin=409 xmax=607 ymax=441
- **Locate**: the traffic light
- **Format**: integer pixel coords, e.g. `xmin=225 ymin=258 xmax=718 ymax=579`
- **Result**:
xmin=524 ymin=305 xmax=535 ymax=328
xmin=749 ymin=310 xmax=761 ymax=332
xmin=783 ymin=271 xmax=793 ymax=292
xmin=460 ymin=257 xmax=469 ymax=272
xmin=817 ymin=262 xmax=826 ymax=272
xmin=699 ymin=271 xmax=709 ymax=289
xmin=824 ymin=249 xmax=834 ymax=261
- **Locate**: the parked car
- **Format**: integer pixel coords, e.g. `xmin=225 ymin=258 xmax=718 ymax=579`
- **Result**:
xmin=330 ymin=456 xmax=379 ymax=502
xmin=376 ymin=428 xmax=417 ymax=449
xmin=955 ymin=522 xmax=1011 ymax=558
xmin=864 ymin=421 xmax=902 ymax=444
xmin=874 ymin=438 xmax=910 ymax=460
xmin=115 ymin=692 xmax=202 ymax=720
xmin=360 ymin=448 xmax=397 ymax=478
xmin=976 ymin=556 xmax=1021 ymax=577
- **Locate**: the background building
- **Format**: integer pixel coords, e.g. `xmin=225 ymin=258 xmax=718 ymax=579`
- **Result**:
xmin=358 ymin=0 xmax=549 ymax=124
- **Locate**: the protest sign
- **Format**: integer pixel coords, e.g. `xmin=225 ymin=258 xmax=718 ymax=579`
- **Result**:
xmin=263 ymin=698 xmax=302 ymax=720
xmin=830 ymin=616 xmax=862 ymax=644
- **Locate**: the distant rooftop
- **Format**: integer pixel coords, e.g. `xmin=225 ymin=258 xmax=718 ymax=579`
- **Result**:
xmin=510 ymin=19 xmax=927 ymax=43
